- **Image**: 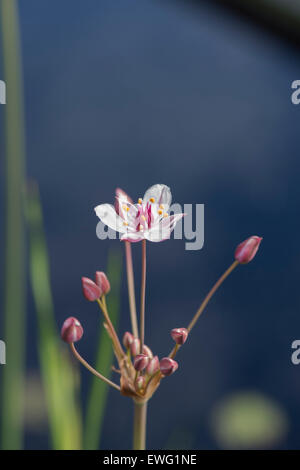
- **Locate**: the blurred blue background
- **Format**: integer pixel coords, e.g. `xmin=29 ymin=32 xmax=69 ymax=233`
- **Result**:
xmin=1 ymin=0 xmax=300 ymax=449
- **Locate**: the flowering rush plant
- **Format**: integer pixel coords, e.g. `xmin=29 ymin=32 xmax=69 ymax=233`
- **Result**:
xmin=61 ymin=184 xmax=262 ymax=450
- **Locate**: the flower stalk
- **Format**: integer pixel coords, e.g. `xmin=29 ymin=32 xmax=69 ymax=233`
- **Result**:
xmin=125 ymin=241 xmax=139 ymax=338
xmin=169 ymin=260 xmax=239 ymax=360
xmin=139 ymin=239 xmax=147 ymax=352
xmin=133 ymin=402 xmax=147 ymax=450
xmin=97 ymin=297 xmax=124 ymax=362
xmin=70 ymin=343 xmax=120 ymax=392
xmin=188 ymin=259 xmax=239 ymax=333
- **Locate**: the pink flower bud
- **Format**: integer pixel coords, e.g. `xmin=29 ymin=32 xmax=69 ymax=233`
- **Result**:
xmin=146 ymin=355 xmax=160 ymax=375
xmin=171 ymin=328 xmax=188 ymax=345
xmin=135 ymin=375 xmax=146 ymax=391
xmin=160 ymin=357 xmax=178 ymax=376
xmin=234 ymin=236 xmax=263 ymax=264
xmin=133 ymin=354 xmax=149 ymax=371
xmin=142 ymin=344 xmax=153 ymax=359
xmin=123 ymin=331 xmax=134 ymax=349
xmin=95 ymin=271 xmax=111 ymax=295
xmin=61 ymin=317 xmax=83 ymax=343
xmin=130 ymin=338 xmax=140 ymax=357
xmin=115 ymin=188 xmax=133 ymax=216
xmin=81 ymin=277 xmax=101 ymax=301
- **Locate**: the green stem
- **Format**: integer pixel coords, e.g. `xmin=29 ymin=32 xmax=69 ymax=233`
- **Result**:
xmin=133 ymin=402 xmax=147 ymax=450
xmin=0 ymin=0 xmax=26 ymax=450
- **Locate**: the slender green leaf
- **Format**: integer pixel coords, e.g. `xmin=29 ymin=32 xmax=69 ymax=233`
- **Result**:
xmin=25 ymin=182 xmax=82 ymax=449
xmin=0 ymin=0 xmax=26 ymax=450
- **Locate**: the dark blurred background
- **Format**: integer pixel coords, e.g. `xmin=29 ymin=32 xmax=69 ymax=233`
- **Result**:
xmin=1 ymin=0 xmax=300 ymax=449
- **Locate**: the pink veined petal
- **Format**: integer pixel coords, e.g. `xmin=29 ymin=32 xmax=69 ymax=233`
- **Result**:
xmin=121 ymin=232 xmax=145 ymax=243
xmin=145 ymin=213 xmax=185 ymax=242
xmin=94 ymin=203 xmax=128 ymax=233
xmin=115 ymin=188 xmax=133 ymax=218
xmin=115 ymin=197 xmax=139 ymax=225
xmin=143 ymin=184 xmax=172 ymax=210
xmin=115 ymin=199 xmax=127 ymax=220
xmin=157 ymin=212 xmax=185 ymax=233
xmin=115 ymin=188 xmax=133 ymax=204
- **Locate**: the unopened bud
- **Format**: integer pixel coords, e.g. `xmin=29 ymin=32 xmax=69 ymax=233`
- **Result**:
xmin=133 ymin=354 xmax=149 ymax=371
xmin=130 ymin=338 xmax=140 ymax=357
xmin=81 ymin=277 xmax=101 ymax=301
xmin=171 ymin=328 xmax=188 ymax=345
xmin=234 ymin=236 xmax=262 ymax=264
xmin=123 ymin=331 xmax=134 ymax=349
xmin=142 ymin=344 xmax=153 ymax=359
xmin=135 ymin=375 xmax=146 ymax=391
xmin=146 ymin=355 xmax=160 ymax=375
xmin=95 ymin=271 xmax=111 ymax=295
xmin=160 ymin=357 xmax=178 ymax=376
xmin=61 ymin=317 xmax=83 ymax=343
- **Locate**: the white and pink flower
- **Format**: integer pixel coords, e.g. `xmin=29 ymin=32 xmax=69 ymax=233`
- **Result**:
xmin=94 ymin=184 xmax=184 ymax=243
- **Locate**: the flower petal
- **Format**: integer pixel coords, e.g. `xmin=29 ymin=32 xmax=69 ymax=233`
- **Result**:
xmin=115 ymin=188 xmax=133 ymax=217
xmin=145 ymin=213 xmax=184 ymax=242
xmin=121 ymin=232 xmax=145 ymax=243
xmin=115 ymin=188 xmax=133 ymax=204
xmin=115 ymin=197 xmax=139 ymax=225
xmin=94 ymin=203 xmax=128 ymax=233
xmin=144 ymin=229 xmax=170 ymax=242
xmin=143 ymin=184 xmax=172 ymax=210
